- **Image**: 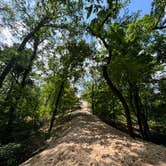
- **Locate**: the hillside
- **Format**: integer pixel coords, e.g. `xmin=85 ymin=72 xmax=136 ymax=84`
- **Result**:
xmin=20 ymin=101 xmax=166 ymax=166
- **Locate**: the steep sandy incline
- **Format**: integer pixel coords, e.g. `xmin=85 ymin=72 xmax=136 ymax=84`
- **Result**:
xmin=21 ymin=101 xmax=166 ymax=166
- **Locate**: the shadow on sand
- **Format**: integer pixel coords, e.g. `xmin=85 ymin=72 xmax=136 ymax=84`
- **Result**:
xmin=21 ymin=111 xmax=166 ymax=166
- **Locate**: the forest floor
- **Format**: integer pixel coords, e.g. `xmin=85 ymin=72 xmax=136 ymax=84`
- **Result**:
xmin=20 ymin=101 xmax=166 ymax=166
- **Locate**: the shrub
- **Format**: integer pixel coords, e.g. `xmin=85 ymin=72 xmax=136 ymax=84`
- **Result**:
xmin=0 ymin=143 xmax=22 ymax=166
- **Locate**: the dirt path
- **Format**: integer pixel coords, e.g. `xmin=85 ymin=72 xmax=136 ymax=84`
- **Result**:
xmin=21 ymin=101 xmax=166 ymax=166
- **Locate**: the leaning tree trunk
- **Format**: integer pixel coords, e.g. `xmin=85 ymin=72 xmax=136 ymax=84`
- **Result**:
xmin=0 ymin=16 xmax=49 ymax=88
xmin=91 ymin=82 xmax=95 ymax=114
xmin=88 ymin=25 xmax=134 ymax=137
xmin=129 ymin=82 xmax=144 ymax=138
xmin=133 ymin=86 xmax=150 ymax=140
xmin=21 ymin=37 xmax=39 ymax=87
xmin=47 ymin=52 xmax=81 ymax=135
xmin=133 ymin=92 xmax=145 ymax=138
xmin=48 ymin=81 xmax=65 ymax=135
xmin=103 ymin=65 xmax=135 ymax=138
xmin=111 ymin=97 xmax=117 ymax=127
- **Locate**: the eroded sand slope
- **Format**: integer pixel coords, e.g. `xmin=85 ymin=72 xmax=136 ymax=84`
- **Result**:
xmin=21 ymin=101 xmax=166 ymax=166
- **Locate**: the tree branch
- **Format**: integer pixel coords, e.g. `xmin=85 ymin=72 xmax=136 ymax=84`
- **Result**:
xmin=155 ymin=25 xmax=166 ymax=30
xmin=45 ymin=24 xmax=69 ymax=30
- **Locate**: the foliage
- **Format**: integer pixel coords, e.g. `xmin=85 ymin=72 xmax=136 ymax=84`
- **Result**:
xmin=0 ymin=0 xmax=166 ymax=164
xmin=0 ymin=143 xmax=22 ymax=166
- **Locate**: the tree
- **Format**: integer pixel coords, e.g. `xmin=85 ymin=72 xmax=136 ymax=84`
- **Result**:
xmin=86 ymin=0 xmax=135 ymax=137
xmin=85 ymin=0 xmax=166 ymax=139
xmin=0 ymin=0 xmax=85 ymax=143
xmin=48 ymin=40 xmax=94 ymax=134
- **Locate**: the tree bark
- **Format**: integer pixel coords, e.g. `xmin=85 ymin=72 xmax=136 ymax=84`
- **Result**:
xmin=111 ymin=97 xmax=117 ymax=127
xmin=18 ymin=17 xmax=49 ymax=52
xmin=48 ymin=80 xmax=65 ymax=134
xmin=128 ymin=82 xmax=144 ymax=138
xmin=133 ymin=94 xmax=145 ymax=138
xmin=21 ymin=37 xmax=39 ymax=87
xmin=103 ymin=65 xmax=135 ymax=137
xmin=133 ymin=85 xmax=150 ymax=140
xmin=91 ymin=82 xmax=95 ymax=114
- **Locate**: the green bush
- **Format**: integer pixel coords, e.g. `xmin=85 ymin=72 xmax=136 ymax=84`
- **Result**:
xmin=0 ymin=143 xmax=22 ymax=166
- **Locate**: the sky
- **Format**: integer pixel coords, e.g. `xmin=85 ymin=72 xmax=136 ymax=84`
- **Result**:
xmin=128 ymin=0 xmax=152 ymax=15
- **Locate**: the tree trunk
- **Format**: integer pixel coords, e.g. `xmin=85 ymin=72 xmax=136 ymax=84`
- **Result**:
xmin=2 ymin=101 xmax=17 ymax=144
xmin=129 ymin=82 xmax=144 ymax=138
xmin=88 ymin=26 xmax=134 ymax=137
xmin=0 ymin=57 xmax=15 ymax=88
xmin=141 ymin=111 xmax=150 ymax=140
xmin=1 ymin=99 xmax=15 ymax=144
xmin=103 ymin=65 xmax=135 ymax=138
xmin=133 ymin=95 xmax=145 ymax=138
xmin=0 ymin=17 xmax=49 ymax=88
xmin=48 ymin=81 xmax=65 ymax=134
xmin=33 ymin=103 xmax=39 ymax=128
xmin=21 ymin=37 xmax=39 ymax=87
xmin=133 ymin=86 xmax=150 ymax=140
xmin=111 ymin=97 xmax=116 ymax=127
xmin=44 ymin=93 xmax=52 ymax=106
xmin=91 ymin=82 xmax=95 ymax=114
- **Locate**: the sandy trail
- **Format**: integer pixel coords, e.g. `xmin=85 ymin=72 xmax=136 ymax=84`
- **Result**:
xmin=21 ymin=101 xmax=166 ymax=166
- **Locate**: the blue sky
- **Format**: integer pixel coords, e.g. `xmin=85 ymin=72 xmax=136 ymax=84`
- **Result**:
xmin=128 ymin=0 xmax=152 ymax=15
